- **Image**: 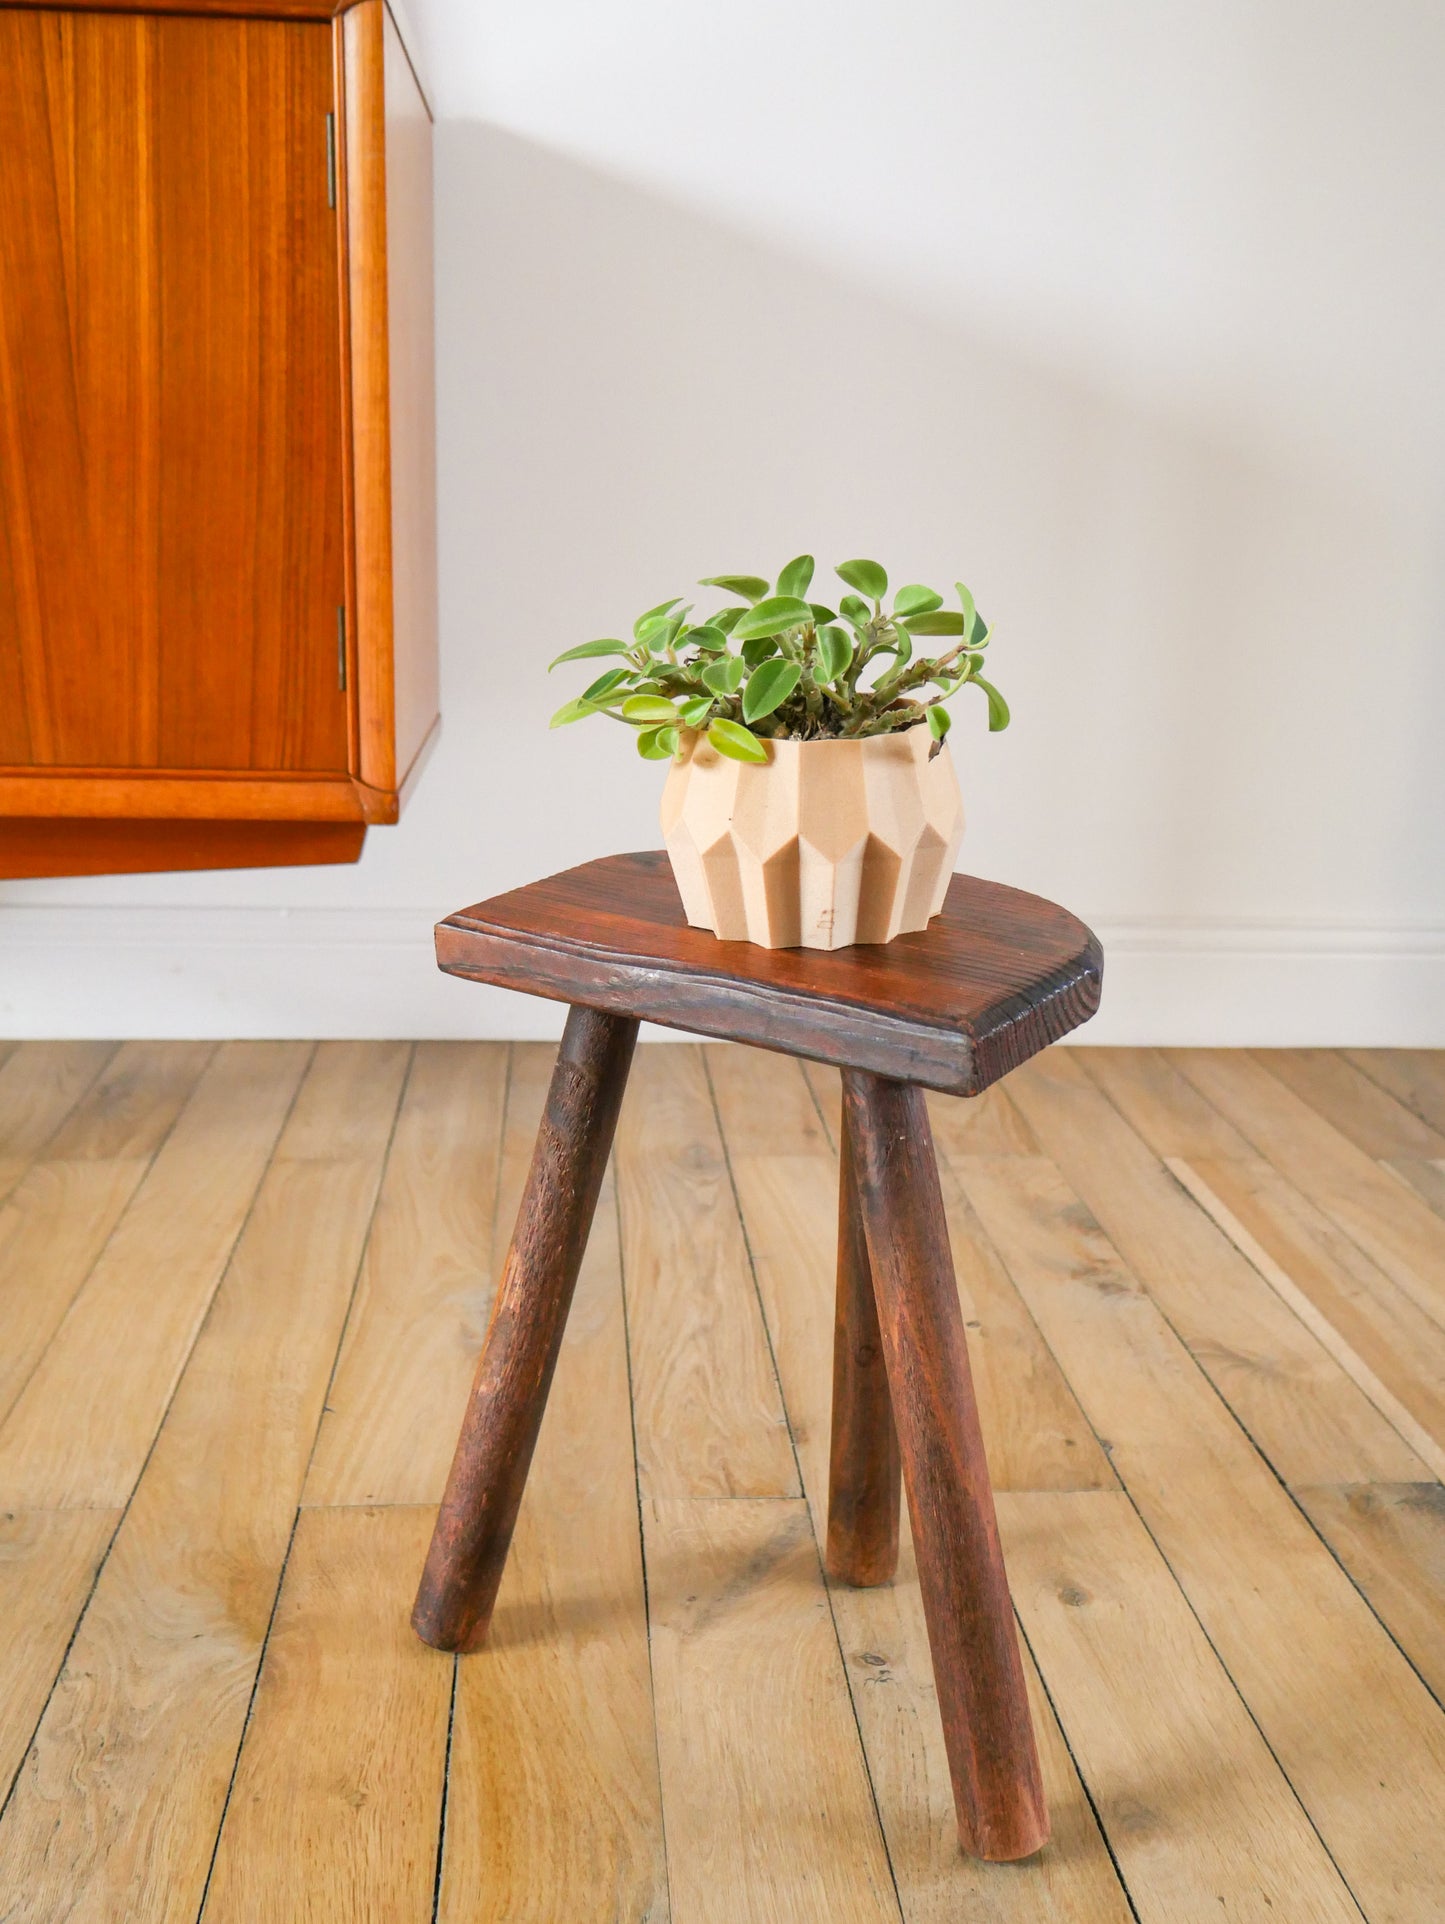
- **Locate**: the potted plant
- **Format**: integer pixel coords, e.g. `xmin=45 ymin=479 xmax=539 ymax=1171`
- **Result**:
xmin=549 ymin=556 xmax=1008 ymax=950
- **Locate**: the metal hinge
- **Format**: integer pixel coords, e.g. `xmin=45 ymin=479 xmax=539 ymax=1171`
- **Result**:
xmin=325 ymin=112 xmax=337 ymax=209
xmin=337 ymin=605 xmax=347 ymax=691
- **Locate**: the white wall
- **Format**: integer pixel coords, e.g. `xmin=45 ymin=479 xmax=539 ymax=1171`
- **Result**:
xmin=2 ymin=0 xmax=1442 ymax=1043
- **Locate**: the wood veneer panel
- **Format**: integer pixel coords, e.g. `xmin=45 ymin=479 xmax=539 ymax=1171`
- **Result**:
xmin=342 ymin=0 xmax=439 ymax=801
xmin=0 ymin=817 xmax=364 ymax=877
xmin=0 ymin=10 xmax=347 ymax=775
xmin=0 ymin=770 xmax=366 ymax=816
xmin=380 ymin=2 xmax=438 ymax=785
xmin=1 ymin=0 xmax=349 ymax=19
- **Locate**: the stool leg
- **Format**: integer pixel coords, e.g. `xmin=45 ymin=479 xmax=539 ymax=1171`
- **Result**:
xmin=826 ymin=1098 xmax=901 ymax=1585
xmin=412 ymin=1004 xmax=639 ymax=1654
xmin=841 ymin=1068 xmax=1049 ymax=1862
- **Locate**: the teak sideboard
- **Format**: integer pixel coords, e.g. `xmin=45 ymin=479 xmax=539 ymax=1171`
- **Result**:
xmin=0 ymin=0 xmax=438 ymax=878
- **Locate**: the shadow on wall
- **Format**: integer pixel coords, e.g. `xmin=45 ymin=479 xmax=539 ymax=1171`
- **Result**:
xmin=431 ymin=121 xmax=1443 ymax=946
xmin=2 ymin=119 xmax=1439 ymax=1044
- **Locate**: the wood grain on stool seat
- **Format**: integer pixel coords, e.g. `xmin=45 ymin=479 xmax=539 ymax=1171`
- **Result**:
xmin=435 ymin=850 xmax=1102 ymax=1095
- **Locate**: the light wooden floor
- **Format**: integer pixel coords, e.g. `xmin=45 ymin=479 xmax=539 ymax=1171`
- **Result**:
xmin=0 ymin=1040 xmax=1443 ymax=1920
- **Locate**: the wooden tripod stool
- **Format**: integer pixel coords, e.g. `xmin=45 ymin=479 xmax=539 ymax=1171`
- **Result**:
xmin=412 ymin=851 xmax=1102 ymax=1863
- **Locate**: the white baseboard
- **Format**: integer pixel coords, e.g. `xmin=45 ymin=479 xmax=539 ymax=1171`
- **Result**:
xmin=0 ymin=905 xmax=1441 ymax=1046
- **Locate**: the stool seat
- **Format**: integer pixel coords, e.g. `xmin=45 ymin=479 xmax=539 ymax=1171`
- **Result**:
xmin=413 ymin=850 xmax=1103 ymax=1867
xmin=436 ymin=850 xmax=1102 ymax=1095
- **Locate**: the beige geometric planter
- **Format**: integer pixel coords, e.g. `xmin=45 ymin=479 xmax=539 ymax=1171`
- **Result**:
xmin=660 ymin=725 xmax=964 ymax=949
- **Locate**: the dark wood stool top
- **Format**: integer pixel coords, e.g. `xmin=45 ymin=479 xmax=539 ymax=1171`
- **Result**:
xmin=435 ymin=850 xmax=1102 ymax=1096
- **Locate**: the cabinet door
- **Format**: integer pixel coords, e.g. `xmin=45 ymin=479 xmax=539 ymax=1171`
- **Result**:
xmin=0 ymin=9 xmax=348 ymax=774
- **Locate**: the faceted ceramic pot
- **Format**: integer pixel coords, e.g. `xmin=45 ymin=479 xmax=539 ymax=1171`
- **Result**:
xmin=660 ymin=726 xmax=964 ymax=950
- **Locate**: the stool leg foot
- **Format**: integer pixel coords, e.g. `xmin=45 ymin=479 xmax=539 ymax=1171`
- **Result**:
xmin=412 ymin=1005 xmax=639 ymax=1654
xmin=826 ymin=1098 xmax=901 ymax=1585
xmin=842 ymin=1069 xmax=1049 ymax=1863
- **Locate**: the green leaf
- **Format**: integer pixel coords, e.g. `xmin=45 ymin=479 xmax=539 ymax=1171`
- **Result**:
xmin=701 ymin=655 xmax=745 ymax=696
xmin=685 ymin=623 xmax=728 ymax=653
xmin=971 ymin=674 xmax=1010 ymax=731
xmin=707 ymin=717 xmax=770 ymax=763
xmin=927 ymin=703 xmax=951 ymax=740
xmin=635 ymin=726 xmax=674 ymax=760
xmin=699 ymin=574 xmax=769 ymax=604
xmin=955 ymin=581 xmax=982 ymax=646
xmin=894 ymin=583 xmax=943 ymax=617
xmin=776 ymin=554 xmax=815 ymax=598
xmin=885 ymin=629 xmax=912 ymax=667
xmin=741 ymin=634 xmax=781 ymax=669
xmin=971 ymin=617 xmax=990 ymax=649
xmin=548 ymin=638 xmax=629 ymax=670
xmin=838 ymin=594 xmax=871 ymax=630
xmin=902 ymin=610 xmax=965 ymax=636
xmin=709 ymin=606 xmax=746 ymax=635
xmin=581 ymin=667 xmax=632 ymax=703
xmin=808 ymin=602 xmax=837 ymax=625
xmin=836 ymin=558 xmax=888 ymax=600
xmin=742 ymin=658 xmax=802 ymax=724
xmin=817 ymin=626 xmax=853 ymax=684
xmin=549 ymin=697 xmax=599 ymax=728
xmin=621 ymin=694 xmax=680 ymax=723
xmin=633 ymin=615 xmax=671 ymax=650
xmin=731 ymin=595 xmax=815 ymax=641
xmin=633 ymin=598 xmax=681 ymax=639
xmin=679 ymin=695 xmax=714 ymax=728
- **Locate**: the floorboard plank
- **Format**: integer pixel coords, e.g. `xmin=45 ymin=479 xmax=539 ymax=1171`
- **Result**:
xmin=440 ymin=1145 xmax=666 ymax=1923
xmin=1345 ymin=1051 xmax=1445 ymax=1138
xmin=1168 ymin=1048 xmax=1445 ymax=1330
xmin=828 ymin=1535 xmax=1133 ymax=1922
xmin=0 ymin=1508 xmax=118 ymax=1800
xmin=1293 ymin=1482 xmax=1445 ymax=1707
xmin=615 ymin=1046 xmax=797 ymax=1500
xmin=708 ymin=1044 xmax=1113 ymax=1503
xmin=1015 ymin=1049 xmax=1426 ymax=1485
xmin=0 ymin=1042 xmax=314 ymax=1508
xmin=2 ymin=1041 xmax=1440 ymax=1918
xmin=645 ymin=1494 xmax=899 ymax=1924
xmin=1264 ymin=1049 xmax=1445 ymax=1163
xmin=927 ymin=1084 xmax=1043 ymax=1158
xmin=201 ymin=1505 xmax=450 ymax=1924
xmin=1384 ymin=1156 xmax=1445 ymax=1219
xmin=707 ymin=1045 xmax=1128 ymax=1920
xmin=0 ymin=1043 xmax=408 ymax=1923
xmin=304 ymin=1041 xmax=508 ymax=1507
xmin=0 ymin=1042 xmax=115 ymax=1204
xmin=1176 ymin=1155 xmax=1445 ymax=1476
xmin=0 ymin=1042 xmax=213 ymax=1425
xmin=961 ymin=1153 xmax=1445 ymax=1922
xmin=1000 ymin=1489 xmax=1363 ymax=1923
